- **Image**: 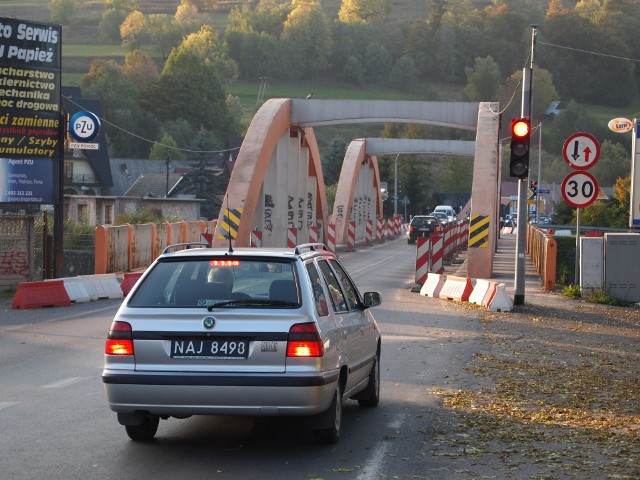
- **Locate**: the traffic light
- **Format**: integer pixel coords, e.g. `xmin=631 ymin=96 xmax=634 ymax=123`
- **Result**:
xmin=530 ymin=181 xmax=538 ymax=195
xmin=509 ymin=118 xmax=531 ymax=179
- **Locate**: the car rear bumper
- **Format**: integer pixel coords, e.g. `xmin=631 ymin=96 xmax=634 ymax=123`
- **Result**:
xmin=102 ymin=370 xmax=339 ymax=416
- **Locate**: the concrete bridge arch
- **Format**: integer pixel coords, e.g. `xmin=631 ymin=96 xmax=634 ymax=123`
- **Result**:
xmin=213 ymin=99 xmax=499 ymax=278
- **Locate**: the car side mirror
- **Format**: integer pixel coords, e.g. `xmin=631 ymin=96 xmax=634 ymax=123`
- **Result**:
xmin=362 ymin=291 xmax=382 ymax=308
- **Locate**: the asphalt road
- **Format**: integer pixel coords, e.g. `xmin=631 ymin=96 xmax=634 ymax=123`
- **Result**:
xmin=0 ymin=238 xmax=489 ymax=480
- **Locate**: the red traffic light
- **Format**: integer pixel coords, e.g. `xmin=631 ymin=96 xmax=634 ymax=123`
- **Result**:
xmin=511 ymin=119 xmax=530 ymax=138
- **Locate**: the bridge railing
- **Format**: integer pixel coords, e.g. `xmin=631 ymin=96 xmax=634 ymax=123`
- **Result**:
xmin=95 ymin=220 xmax=217 ymax=274
xmin=526 ymin=223 xmax=557 ymax=291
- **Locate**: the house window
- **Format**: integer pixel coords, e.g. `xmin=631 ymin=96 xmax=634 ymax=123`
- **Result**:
xmin=78 ymin=204 xmax=88 ymax=223
xmin=64 ymin=162 xmax=73 ymax=181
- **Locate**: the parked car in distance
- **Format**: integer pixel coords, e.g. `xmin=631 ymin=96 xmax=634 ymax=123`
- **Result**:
xmin=102 ymin=242 xmax=382 ymax=444
xmin=407 ymin=215 xmax=441 ymax=244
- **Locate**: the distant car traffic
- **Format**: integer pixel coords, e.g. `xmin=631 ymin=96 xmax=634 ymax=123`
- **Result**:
xmin=432 ymin=205 xmax=457 ymax=225
xmin=431 ymin=211 xmax=451 ymax=228
xmin=407 ymin=215 xmax=441 ymax=244
xmin=102 ymin=242 xmax=382 ymax=444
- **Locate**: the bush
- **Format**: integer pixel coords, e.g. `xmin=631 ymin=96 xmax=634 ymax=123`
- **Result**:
xmin=583 ymin=288 xmax=631 ymax=307
xmin=554 ymin=236 xmax=576 ymax=286
xmin=561 ymin=284 xmax=581 ymax=299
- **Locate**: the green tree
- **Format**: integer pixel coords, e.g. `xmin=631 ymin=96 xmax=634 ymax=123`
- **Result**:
xmin=149 ymin=133 xmax=184 ymax=161
xmin=389 ymin=55 xmax=418 ymax=90
xmin=141 ymin=47 xmax=233 ymax=140
xmin=180 ymin=25 xmax=238 ymax=85
xmin=464 ymin=56 xmax=501 ymax=101
xmin=322 ymin=136 xmax=347 ymax=186
xmin=281 ymin=0 xmax=333 ymax=78
xmin=589 ymin=140 xmax=631 ymax=188
xmin=182 ymin=128 xmax=225 ymax=220
xmin=49 ymin=0 xmax=76 ymax=25
xmin=363 ymin=43 xmax=392 ymax=84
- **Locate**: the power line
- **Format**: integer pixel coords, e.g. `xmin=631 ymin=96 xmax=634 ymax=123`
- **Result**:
xmin=538 ymin=41 xmax=640 ymax=64
xmin=62 ymin=94 xmax=241 ymax=155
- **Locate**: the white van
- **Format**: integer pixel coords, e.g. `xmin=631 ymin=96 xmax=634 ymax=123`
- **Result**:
xmin=433 ymin=205 xmax=456 ymax=225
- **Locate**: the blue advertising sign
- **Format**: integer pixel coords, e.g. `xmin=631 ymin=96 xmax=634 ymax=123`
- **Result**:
xmin=0 ymin=157 xmax=54 ymax=203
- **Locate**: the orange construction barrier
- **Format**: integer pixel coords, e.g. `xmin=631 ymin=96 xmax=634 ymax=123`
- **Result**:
xmin=12 ymin=280 xmax=71 ymax=309
xmin=120 ymin=272 xmax=143 ymax=296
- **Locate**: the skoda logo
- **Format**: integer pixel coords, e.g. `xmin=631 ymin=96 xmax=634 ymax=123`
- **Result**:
xmin=203 ymin=316 xmax=216 ymax=329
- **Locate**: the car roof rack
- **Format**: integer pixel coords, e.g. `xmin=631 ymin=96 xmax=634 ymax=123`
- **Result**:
xmin=162 ymin=242 xmax=210 ymax=254
xmin=294 ymin=243 xmax=329 ymax=255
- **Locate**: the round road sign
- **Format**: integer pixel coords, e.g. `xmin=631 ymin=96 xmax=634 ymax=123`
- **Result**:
xmin=69 ymin=111 xmax=101 ymax=142
xmin=561 ymin=170 xmax=599 ymax=208
xmin=562 ymin=132 xmax=600 ymax=170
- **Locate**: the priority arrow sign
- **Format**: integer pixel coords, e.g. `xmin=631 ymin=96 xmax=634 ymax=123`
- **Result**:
xmin=562 ymin=132 xmax=600 ymax=170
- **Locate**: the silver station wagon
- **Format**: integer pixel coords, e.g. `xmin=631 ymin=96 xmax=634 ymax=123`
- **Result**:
xmin=102 ymin=243 xmax=382 ymax=443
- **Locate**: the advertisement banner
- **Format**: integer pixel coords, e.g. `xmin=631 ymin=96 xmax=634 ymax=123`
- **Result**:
xmin=0 ymin=17 xmax=62 ymax=204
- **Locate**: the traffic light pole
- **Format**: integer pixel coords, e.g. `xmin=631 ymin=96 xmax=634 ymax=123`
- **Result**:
xmin=514 ymin=25 xmax=537 ymax=306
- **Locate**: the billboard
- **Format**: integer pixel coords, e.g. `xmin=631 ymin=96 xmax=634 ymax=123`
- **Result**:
xmin=0 ymin=17 xmax=62 ymax=204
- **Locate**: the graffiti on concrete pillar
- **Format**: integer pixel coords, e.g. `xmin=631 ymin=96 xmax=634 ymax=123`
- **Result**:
xmin=306 ymin=192 xmax=313 ymax=225
xmin=297 ymin=197 xmax=304 ymax=229
xmin=0 ymin=250 xmax=28 ymax=277
xmin=288 ymin=195 xmax=294 ymax=224
xmin=263 ymin=194 xmax=275 ymax=232
xmin=335 ymin=205 xmax=345 ymax=227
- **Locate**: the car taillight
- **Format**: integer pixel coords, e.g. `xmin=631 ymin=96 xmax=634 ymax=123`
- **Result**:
xmin=409 ymin=226 xmax=414 ymax=233
xmin=287 ymin=323 xmax=324 ymax=357
xmin=105 ymin=321 xmax=134 ymax=356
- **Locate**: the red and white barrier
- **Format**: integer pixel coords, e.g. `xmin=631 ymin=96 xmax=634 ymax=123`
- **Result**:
xmin=78 ymin=274 xmax=123 ymax=300
xmin=365 ymin=219 xmax=373 ymax=245
xmin=287 ymin=227 xmax=297 ymax=248
xmin=12 ymin=280 xmax=71 ymax=309
xmin=469 ymin=279 xmax=498 ymax=307
xmin=488 ymin=283 xmax=513 ymax=311
xmin=250 ymin=229 xmax=262 ymax=248
xmin=439 ymin=276 xmax=473 ymax=302
xmin=420 ymin=273 xmax=445 ymax=298
xmin=309 ymin=225 xmax=319 ymax=244
xmin=430 ymin=234 xmax=444 ymax=274
xmin=120 ymin=272 xmax=144 ymax=296
xmin=347 ymin=221 xmax=356 ymax=251
xmin=327 ymin=223 xmax=336 ymax=252
xmin=415 ymin=237 xmax=430 ymax=285
xmin=376 ymin=218 xmax=384 ymax=242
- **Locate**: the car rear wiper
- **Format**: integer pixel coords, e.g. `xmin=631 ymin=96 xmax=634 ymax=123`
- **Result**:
xmin=207 ymin=299 xmax=298 ymax=311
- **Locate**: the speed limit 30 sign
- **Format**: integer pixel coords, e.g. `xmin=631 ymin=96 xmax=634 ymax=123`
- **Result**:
xmin=561 ymin=170 xmax=599 ymax=208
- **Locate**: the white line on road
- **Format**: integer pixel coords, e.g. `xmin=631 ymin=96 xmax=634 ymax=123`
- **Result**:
xmin=0 ymin=402 xmax=19 ymax=410
xmin=42 ymin=377 xmax=90 ymax=389
xmin=355 ymin=414 xmax=404 ymax=480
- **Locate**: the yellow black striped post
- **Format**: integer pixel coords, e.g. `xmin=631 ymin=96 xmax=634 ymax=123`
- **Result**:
xmin=469 ymin=214 xmax=490 ymax=248
xmin=218 ymin=208 xmax=243 ymax=239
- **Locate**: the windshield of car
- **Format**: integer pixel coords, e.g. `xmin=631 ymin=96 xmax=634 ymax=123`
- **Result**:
xmin=128 ymin=258 xmax=299 ymax=308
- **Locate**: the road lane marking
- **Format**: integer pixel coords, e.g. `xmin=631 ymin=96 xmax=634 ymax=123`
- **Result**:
xmin=42 ymin=377 xmax=90 ymax=389
xmin=355 ymin=414 xmax=404 ymax=480
xmin=0 ymin=402 xmax=19 ymax=410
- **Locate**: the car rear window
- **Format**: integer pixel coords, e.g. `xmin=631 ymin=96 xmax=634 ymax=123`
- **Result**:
xmin=128 ymin=258 xmax=298 ymax=308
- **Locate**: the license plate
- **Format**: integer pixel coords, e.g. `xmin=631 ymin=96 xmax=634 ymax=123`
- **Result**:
xmin=171 ymin=338 xmax=249 ymax=359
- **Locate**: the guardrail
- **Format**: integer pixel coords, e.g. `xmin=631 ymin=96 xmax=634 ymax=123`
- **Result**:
xmin=526 ymin=224 xmax=557 ymax=291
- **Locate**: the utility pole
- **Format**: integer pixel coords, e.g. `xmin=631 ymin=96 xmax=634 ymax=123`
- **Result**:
xmin=394 ymin=154 xmax=399 ymax=216
xmin=514 ymin=25 xmax=537 ymax=306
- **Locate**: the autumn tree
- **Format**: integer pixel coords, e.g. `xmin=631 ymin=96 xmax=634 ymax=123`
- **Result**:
xmin=338 ymin=0 xmax=389 ymax=24
xmin=120 ymin=11 xmax=148 ymax=50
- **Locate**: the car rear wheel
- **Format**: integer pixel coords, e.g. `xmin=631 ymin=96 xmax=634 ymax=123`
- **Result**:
xmin=125 ymin=415 xmax=159 ymax=441
xmin=313 ymin=383 xmax=343 ymax=444
xmin=358 ymin=355 xmax=380 ymax=408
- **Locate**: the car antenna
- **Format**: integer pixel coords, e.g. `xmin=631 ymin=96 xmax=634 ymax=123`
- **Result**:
xmin=225 ymin=194 xmax=233 ymax=254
